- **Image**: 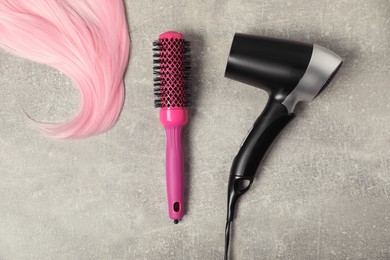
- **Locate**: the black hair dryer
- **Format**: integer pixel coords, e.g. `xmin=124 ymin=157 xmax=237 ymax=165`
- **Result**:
xmin=224 ymin=33 xmax=342 ymax=259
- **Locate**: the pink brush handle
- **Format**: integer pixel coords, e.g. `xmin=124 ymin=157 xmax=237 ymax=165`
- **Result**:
xmin=160 ymin=109 xmax=188 ymax=221
xmin=165 ymin=125 xmax=184 ymax=220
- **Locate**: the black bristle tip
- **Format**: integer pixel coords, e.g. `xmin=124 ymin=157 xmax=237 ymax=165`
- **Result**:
xmin=174 ymin=219 xmax=179 ymax=224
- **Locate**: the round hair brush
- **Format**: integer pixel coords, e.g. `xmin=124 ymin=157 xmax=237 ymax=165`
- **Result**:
xmin=153 ymin=31 xmax=191 ymax=223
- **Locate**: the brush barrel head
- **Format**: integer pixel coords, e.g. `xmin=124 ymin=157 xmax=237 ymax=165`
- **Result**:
xmin=153 ymin=31 xmax=191 ymax=109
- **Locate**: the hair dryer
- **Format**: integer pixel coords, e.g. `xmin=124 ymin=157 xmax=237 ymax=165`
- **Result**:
xmin=224 ymin=33 xmax=342 ymax=259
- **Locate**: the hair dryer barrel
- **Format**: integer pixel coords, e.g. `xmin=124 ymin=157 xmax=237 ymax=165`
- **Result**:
xmin=225 ymin=33 xmax=313 ymax=101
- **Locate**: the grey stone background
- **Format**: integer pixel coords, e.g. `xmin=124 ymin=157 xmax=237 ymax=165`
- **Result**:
xmin=0 ymin=0 xmax=389 ymax=259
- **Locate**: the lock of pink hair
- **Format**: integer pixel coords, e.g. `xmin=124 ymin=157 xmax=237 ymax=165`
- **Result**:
xmin=0 ymin=0 xmax=130 ymax=139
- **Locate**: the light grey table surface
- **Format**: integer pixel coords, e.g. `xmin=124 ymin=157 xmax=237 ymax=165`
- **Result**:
xmin=0 ymin=0 xmax=389 ymax=259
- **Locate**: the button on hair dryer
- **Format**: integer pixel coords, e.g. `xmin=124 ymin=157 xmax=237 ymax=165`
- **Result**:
xmin=224 ymin=33 xmax=342 ymax=259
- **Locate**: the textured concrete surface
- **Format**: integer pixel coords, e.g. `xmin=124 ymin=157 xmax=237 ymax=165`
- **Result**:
xmin=0 ymin=0 xmax=389 ymax=259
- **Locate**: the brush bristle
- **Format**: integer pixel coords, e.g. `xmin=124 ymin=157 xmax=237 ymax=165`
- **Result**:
xmin=153 ymin=35 xmax=191 ymax=108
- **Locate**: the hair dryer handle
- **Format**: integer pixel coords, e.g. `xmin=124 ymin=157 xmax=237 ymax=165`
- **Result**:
xmin=227 ymin=99 xmax=294 ymax=221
